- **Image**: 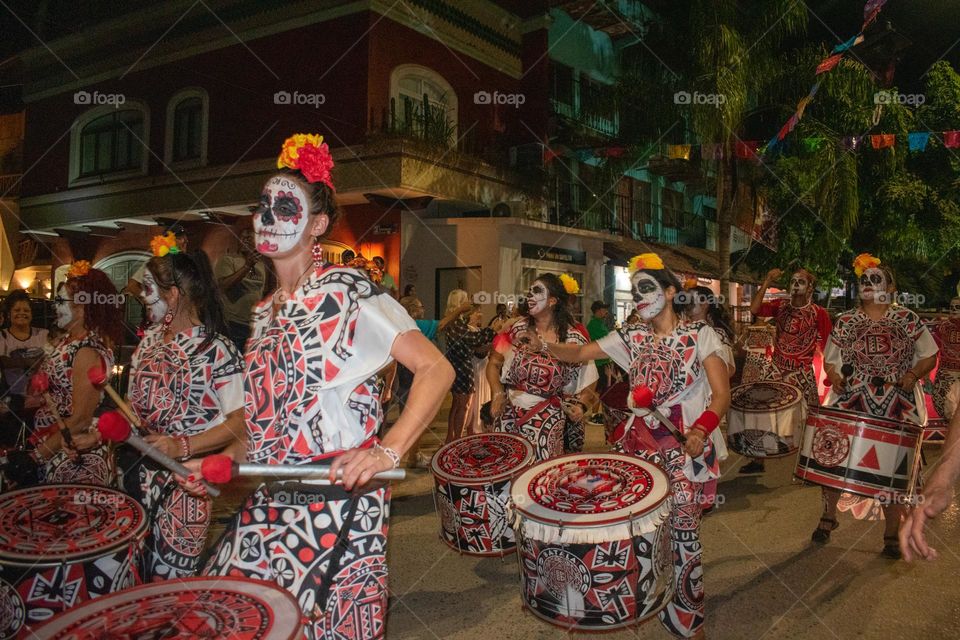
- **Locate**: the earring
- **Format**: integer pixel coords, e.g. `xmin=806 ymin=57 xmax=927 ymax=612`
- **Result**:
xmin=312 ymin=239 xmax=324 ymax=269
xmin=162 ymin=310 xmax=174 ymax=328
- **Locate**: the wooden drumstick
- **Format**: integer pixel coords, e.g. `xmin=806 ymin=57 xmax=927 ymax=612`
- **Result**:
xmin=201 ymin=454 xmax=407 ymax=485
xmin=98 ymin=410 xmax=221 ymax=497
xmin=87 ymin=362 xmax=145 ymax=433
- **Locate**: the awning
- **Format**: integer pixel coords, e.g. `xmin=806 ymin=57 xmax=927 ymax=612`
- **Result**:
xmin=603 ymin=239 xmax=761 ymax=285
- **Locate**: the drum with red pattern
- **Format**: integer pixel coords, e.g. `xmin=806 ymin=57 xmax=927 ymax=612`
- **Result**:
xmin=600 ymin=381 xmax=631 ymax=443
xmin=727 ymin=381 xmax=805 ymax=458
xmin=30 ymin=576 xmax=302 ymax=639
xmin=795 ymin=407 xmax=922 ymax=499
xmin=923 ymin=418 xmax=949 ymax=444
xmin=432 ymin=433 xmax=535 ymax=556
xmin=510 ymin=453 xmax=674 ymax=631
xmin=0 ymin=484 xmax=147 ymax=639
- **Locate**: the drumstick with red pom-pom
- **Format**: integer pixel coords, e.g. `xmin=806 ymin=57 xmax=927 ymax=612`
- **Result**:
xmin=87 ymin=360 xmax=143 ymax=432
xmin=98 ymin=410 xmax=220 ymax=497
xmin=631 ymin=384 xmax=687 ymax=444
xmin=29 ymin=372 xmax=74 ymax=448
xmin=200 ymin=454 xmax=407 ymax=484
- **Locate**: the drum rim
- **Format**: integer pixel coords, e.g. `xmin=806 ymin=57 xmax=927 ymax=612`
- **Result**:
xmin=810 ymin=405 xmax=924 ymax=433
xmin=30 ymin=576 xmax=304 ymax=639
xmin=510 ymin=452 xmax=671 ymax=528
xmin=431 ymin=432 xmax=535 ymax=484
xmin=730 ymin=381 xmax=803 ymax=412
xmin=0 ymin=483 xmax=148 ymax=564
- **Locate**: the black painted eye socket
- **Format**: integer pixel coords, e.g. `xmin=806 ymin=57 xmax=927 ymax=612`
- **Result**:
xmin=635 ymin=281 xmax=658 ymax=294
xmin=530 ymin=285 xmax=545 ymax=295
xmin=273 ymin=195 xmax=301 ymax=220
xmin=870 ymin=274 xmax=883 ymax=285
xmin=256 ymin=193 xmax=271 ymax=214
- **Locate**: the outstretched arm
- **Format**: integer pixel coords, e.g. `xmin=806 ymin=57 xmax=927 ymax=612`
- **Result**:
xmin=750 ymin=268 xmax=781 ymax=316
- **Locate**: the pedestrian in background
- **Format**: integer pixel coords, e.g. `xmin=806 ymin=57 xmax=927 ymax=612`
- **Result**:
xmin=215 ymin=222 xmax=267 ymax=352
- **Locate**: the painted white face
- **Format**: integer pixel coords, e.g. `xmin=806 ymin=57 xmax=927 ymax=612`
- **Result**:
xmin=140 ymin=269 xmax=168 ymax=324
xmin=859 ymin=267 xmax=890 ymax=303
xmin=253 ymin=175 xmax=310 ymax=255
xmin=790 ymin=273 xmax=811 ymax=297
xmin=54 ymin=288 xmax=73 ymax=329
xmin=632 ymin=273 xmax=665 ymax=320
xmin=527 ymin=280 xmax=549 ymax=315
xmin=950 ymin=298 xmax=960 ymax=317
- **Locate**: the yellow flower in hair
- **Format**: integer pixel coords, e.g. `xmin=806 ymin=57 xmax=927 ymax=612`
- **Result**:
xmin=627 ymin=253 xmax=664 ymax=273
xmin=150 ymin=232 xmax=180 ymax=257
xmin=559 ymin=273 xmax=580 ymax=295
xmin=853 ymin=253 xmax=881 ymax=277
xmin=67 ymin=260 xmax=91 ymax=278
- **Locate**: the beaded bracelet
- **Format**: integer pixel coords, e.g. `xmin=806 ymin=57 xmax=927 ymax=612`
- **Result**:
xmin=374 ymin=443 xmax=401 ymax=469
xmin=177 ymin=436 xmax=191 ymax=461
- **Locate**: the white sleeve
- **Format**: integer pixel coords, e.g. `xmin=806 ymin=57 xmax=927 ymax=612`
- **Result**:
xmin=823 ymin=326 xmax=844 ymax=373
xmin=212 ymin=338 xmax=245 ymax=416
xmin=914 ymin=326 xmax=939 ymax=363
xmin=697 ymin=325 xmax=733 ymax=370
xmin=351 ymin=293 xmax=419 ymax=380
xmin=597 ymin=329 xmax=632 ymax=371
xmin=564 ymin=361 xmax=599 ymax=395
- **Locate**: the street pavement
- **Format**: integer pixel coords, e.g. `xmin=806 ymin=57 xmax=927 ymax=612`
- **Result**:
xmin=210 ymin=411 xmax=960 ymax=639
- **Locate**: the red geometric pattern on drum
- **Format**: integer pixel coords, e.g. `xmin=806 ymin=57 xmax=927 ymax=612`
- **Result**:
xmin=436 ymin=434 xmax=529 ymax=479
xmin=934 ymin=318 xmax=960 ymax=371
xmin=326 ymin=556 xmax=387 ymax=639
xmin=44 ymin=589 xmax=275 ymax=638
xmin=504 ymin=323 xmax=587 ymax=397
xmin=773 ymin=303 xmax=821 ymax=366
xmin=619 ymin=322 xmax=704 ymax=408
xmin=812 ymin=427 xmax=850 ymax=467
xmin=0 ymin=486 xmax=143 ymax=556
xmin=528 ymin=458 xmax=654 ymax=515
xmin=33 ymin=333 xmax=113 ymax=436
xmin=730 ymin=382 xmax=801 ymax=412
xmin=245 ymin=268 xmax=380 ymax=464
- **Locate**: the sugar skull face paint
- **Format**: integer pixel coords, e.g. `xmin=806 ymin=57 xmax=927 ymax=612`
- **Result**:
xmin=253 ymin=175 xmax=310 ymax=255
xmin=790 ymin=272 xmax=811 ymax=297
xmin=527 ymin=281 xmax=550 ymax=315
xmin=859 ymin=267 xmax=890 ymax=303
xmin=54 ymin=286 xmax=73 ymax=329
xmin=632 ymin=273 xmax=665 ymax=320
xmin=950 ymin=298 xmax=960 ymax=317
xmin=140 ymin=269 xmax=168 ymax=324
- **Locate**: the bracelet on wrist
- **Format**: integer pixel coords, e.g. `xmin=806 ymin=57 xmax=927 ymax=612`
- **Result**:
xmin=177 ymin=436 xmax=191 ymax=461
xmin=374 ymin=443 xmax=401 ymax=469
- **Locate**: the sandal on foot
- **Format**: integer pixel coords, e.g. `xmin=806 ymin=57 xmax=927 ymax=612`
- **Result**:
xmin=811 ymin=517 xmax=838 ymax=544
xmin=882 ymin=536 xmax=902 ymax=560
xmin=739 ymin=460 xmax=766 ymax=474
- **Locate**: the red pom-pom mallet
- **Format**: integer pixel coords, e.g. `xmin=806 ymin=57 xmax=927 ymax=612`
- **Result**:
xmin=87 ymin=359 xmax=142 ymax=431
xmin=202 ymin=455 xmax=236 ymax=484
xmin=97 ymin=409 xmax=220 ymax=497
xmin=631 ymin=385 xmax=654 ymax=409
xmin=28 ymin=372 xmax=49 ymax=395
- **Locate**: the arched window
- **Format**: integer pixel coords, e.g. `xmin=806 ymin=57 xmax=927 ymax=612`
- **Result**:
xmin=165 ymin=88 xmax=208 ymax=167
xmin=70 ymin=103 xmax=149 ymax=184
xmin=389 ymin=65 xmax=457 ymax=143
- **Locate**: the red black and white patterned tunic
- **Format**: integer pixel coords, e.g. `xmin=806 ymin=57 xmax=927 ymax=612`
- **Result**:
xmin=495 ymin=321 xmax=597 ymax=460
xmin=756 ymin=299 xmax=832 ymax=406
xmin=932 ymin=317 xmax=960 ymax=419
xmin=824 ymin=306 xmax=937 ymax=424
xmin=204 ymin=264 xmax=416 ymax=640
xmin=129 ymin=325 xmax=243 ymax=581
xmin=597 ymin=320 xmax=731 ymax=639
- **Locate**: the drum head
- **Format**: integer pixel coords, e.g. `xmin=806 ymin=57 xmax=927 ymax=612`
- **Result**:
xmin=432 ymin=433 xmax=535 ymax=484
xmin=731 ymin=381 xmax=802 ymax=413
xmin=31 ymin=577 xmax=303 ymax=639
xmin=0 ymin=484 xmax=147 ymax=565
xmin=511 ymin=453 xmax=670 ymax=533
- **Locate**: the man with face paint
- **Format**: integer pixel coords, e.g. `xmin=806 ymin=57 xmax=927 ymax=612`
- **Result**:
xmin=930 ymin=296 xmax=960 ymax=421
xmin=195 ymin=134 xmax=453 ymax=640
xmin=215 ymin=220 xmax=266 ymax=351
xmin=534 ymin=253 xmax=732 ymax=639
xmin=814 ymin=253 xmax=938 ymax=559
xmin=745 ymin=267 xmax=832 ymax=473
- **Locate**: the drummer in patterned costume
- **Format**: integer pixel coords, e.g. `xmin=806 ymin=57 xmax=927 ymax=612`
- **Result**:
xmin=531 ymin=253 xmax=732 ymax=639
xmin=31 ymin=262 xmax=122 ymax=485
xmin=815 ymin=254 xmax=937 ymax=559
xmin=930 ymin=297 xmax=960 ymax=421
xmin=119 ymin=234 xmax=244 ymax=581
xmin=743 ymin=267 xmax=831 ymax=473
xmin=487 ymin=273 xmax=598 ymax=461
xmin=194 ymin=134 xmax=453 ymax=639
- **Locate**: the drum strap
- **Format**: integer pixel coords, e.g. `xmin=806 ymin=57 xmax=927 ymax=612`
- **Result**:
xmin=315 ymin=495 xmax=361 ymax=611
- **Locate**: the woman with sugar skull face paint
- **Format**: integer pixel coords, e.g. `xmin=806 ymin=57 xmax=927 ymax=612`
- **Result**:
xmin=531 ymin=254 xmax=732 ymax=639
xmin=30 ymin=263 xmax=122 ymax=486
xmin=120 ymin=236 xmax=245 ymax=581
xmin=930 ymin=296 xmax=960 ymax=421
xmin=486 ymin=273 xmax=598 ymax=461
xmin=196 ymin=134 xmax=453 ymax=639
xmin=814 ymin=254 xmax=938 ymax=559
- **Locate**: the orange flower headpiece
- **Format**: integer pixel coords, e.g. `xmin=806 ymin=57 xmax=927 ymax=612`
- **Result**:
xmin=853 ymin=253 xmax=881 ymax=277
xmin=627 ymin=253 xmax=665 ymax=273
xmin=277 ymin=133 xmax=335 ymax=190
xmin=150 ymin=232 xmax=181 ymax=257
xmin=66 ymin=260 xmax=91 ymax=279
xmin=683 ymin=277 xmax=699 ymax=290
xmin=559 ymin=273 xmax=580 ymax=295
